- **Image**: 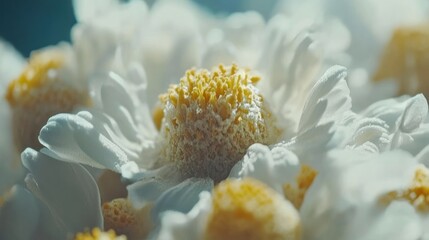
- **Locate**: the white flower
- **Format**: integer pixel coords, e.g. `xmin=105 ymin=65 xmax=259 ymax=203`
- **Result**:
xmin=25 ymin=1 xmax=355 ymax=237
xmin=301 ymin=149 xmax=429 ymax=240
xmin=156 ymin=178 xmax=301 ymax=240
xmin=0 ymin=37 xmax=102 ymax=240
xmin=277 ymin=0 xmax=429 ymax=110
xmin=226 ymin=137 xmax=429 ymax=240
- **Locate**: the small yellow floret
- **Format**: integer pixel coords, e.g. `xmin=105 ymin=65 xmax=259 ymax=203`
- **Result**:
xmin=373 ymin=23 xmax=429 ymax=97
xmin=102 ymin=198 xmax=151 ymax=239
xmin=283 ymin=165 xmax=318 ymax=209
xmin=4 ymin=49 xmax=89 ymax=151
xmin=380 ymin=165 xmax=429 ymax=212
xmin=204 ymin=178 xmax=301 ymax=240
xmin=159 ymin=64 xmax=282 ymax=182
xmin=74 ymin=228 xmax=127 ymax=240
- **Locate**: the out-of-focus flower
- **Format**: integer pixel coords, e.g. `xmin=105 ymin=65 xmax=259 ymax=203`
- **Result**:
xmin=373 ymin=23 xmax=429 ymax=99
xmin=301 ymin=149 xmax=429 ymax=240
xmin=0 ymin=39 xmax=26 ymax=195
xmin=0 ymin=42 xmax=95 ymax=239
xmin=277 ymin=0 xmax=429 ymax=110
xmin=156 ymin=178 xmax=301 ymax=240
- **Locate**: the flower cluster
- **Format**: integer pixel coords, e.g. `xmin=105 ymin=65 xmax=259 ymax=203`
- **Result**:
xmin=1 ymin=0 xmax=429 ymax=240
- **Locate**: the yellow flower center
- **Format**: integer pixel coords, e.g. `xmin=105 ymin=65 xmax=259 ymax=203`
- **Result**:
xmin=158 ymin=64 xmax=282 ymax=182
xmin=5 ymin=50 xmax=90 ymax=152
xmin=102 ymin=198 xmax=152 ymax=239
xmin=373 ymin=23 xmax=429 ymax=97
xmin=379 ymin=165 xmax=429 ymax=212
xmin=204 ymin=178 xmax=301 ymax=240
xmin=74 ymin=228 xmax=126 ymax=240
xmin=283 ymin=165 xmax=318 ymax=209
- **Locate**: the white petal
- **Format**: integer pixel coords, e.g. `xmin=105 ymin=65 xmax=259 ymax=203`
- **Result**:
xmin=21 ymin=149 xmax=103 ymax=236
xmin=299 ymin=65 xmax=350 ymax=132
xmin=201 ymin=42 xmax=238 ymax=68
xmin=101 ymin=83 xmax=141 ymax=143
xmin=155 ymin=192 xmax=212 ymax=240
xmin=298 ymin=98 xmax=328 ymax=133
xmin=73 ymin=0 xmax=119 ymax=22
xmin=399 ymin=94 xmax=428 ymax=133
xmin=128 ymin=178 xmax=178 ymax=210
xmin=292 ymin=122 xmax=335 ymax=156
xmin=230 ymin=143 xmax=300 ymax=193
xmin=0 ymin=38 xmax=25 ymax=87
xmin=361 ymin=201 xmax=421 ymax=240
xmin=39 ymin=113 xmax=141 ymax=172
xmin=151 ymin=178 xmax=214 ymax=223
xmin=0 ymin=185 xmax=40 ymax=240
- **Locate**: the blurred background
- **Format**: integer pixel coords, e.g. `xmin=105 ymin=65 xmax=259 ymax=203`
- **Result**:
xmin=0 ymin=0 xmax=278 ymax=57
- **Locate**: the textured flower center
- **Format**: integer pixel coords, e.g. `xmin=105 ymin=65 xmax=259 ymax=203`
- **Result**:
xmin=5 ymin=50 xmax=89 ymax=152
xmin=74 ymin=228 xmax=126 ymax=240
xmin=102 ymin=198 xmax=151 ymax=239
xmin=159 ymin=64 xmax=282 ymax=182
xmin=373 ymin=23 xmax=429 ymax=97
xmin=379 ymin=165 xmax=429 ymax=212
xmin=204 ymin=178 xmax=301 ymax=240
xmin=283 ymin=165 xmax=318 ymax=209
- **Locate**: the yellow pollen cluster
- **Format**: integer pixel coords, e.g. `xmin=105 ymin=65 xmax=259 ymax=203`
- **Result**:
xmin=380 ymin=165 xmax=429 ymax=212
xmin=103 ymin=199 xmax=137 ymax=232
xmin=74 ymin=228 xmax=127 ymax=240
xmin=373 ymin=23 xmax=429 ymax=97
xmin=204 ymin=178 xmax=301 ymax=240
xmin=4 ymin=50 xmax=89 ymax=152
xmin=0 ymin=188 xmax=13 ymax=208
xmin=283 ymin=165 xmax=318 ymax=209
xmin=159 ymin=64 xmax=282 ymax=182
xmin=102 ymin=198 xmax=151 ymax=239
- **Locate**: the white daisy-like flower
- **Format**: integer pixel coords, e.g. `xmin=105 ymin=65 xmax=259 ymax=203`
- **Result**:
xmin=301 ymin=149 xmax=429 ymax=240
xmin=0 ymin=36 xmax=106 ymax=240
xmin=156 ymin=178 xmax=301 ymax=240
xmin=227 ymin=93 xmax=429 ymax=240
xmin=277 ymin=0 xmax=429 ymax=110
xmin=5 ymin=44 xmax=90 ymax=152
xmin=25 ymin=1 xmax=354 ymax=237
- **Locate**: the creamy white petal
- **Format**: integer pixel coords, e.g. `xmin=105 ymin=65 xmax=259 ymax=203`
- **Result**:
xmin=101 ymin=83 xmax=141 ymax=143
xmin=73 ymin=0 xmax=119 ymax=23
xmin=155 ymin=192 xmax=212 ymax=240
xmin=0 ymin=98 xmax=23 ymax=194
xmin=39 ymin=113 xmax=131 ymax=171
xmin=201 ymin=42 xmax=238 ymax=68
xmin=21 ymin=148 xmax=103 ymax=236
xmin=0 ymin=38 xmax=25 ymax=87
xmin=230 ymin=143 xmax=300 ymax=193
xmin=298 ymin=65 xmax=350 ymax=133
xmin=128 ymin=178 xmax=177 ymax=210
xmin=151 ymin=178 xmax=214 ymax=222
xmin=301 ymin=150 xmax=419 ymax=240
xmin=398 ymin=94 xmax=428 ymax=133
xmin=360 ymin=201 xmax=421 ymax=240
xmin=0 ymin=185 xmax=40 ymax=240
xmin=128 ymin=165 xmax=183 ymax=209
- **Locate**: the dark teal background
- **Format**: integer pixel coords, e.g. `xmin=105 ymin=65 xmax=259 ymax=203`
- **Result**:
xmin=0 ymin=0 xmax=274 ymax=57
